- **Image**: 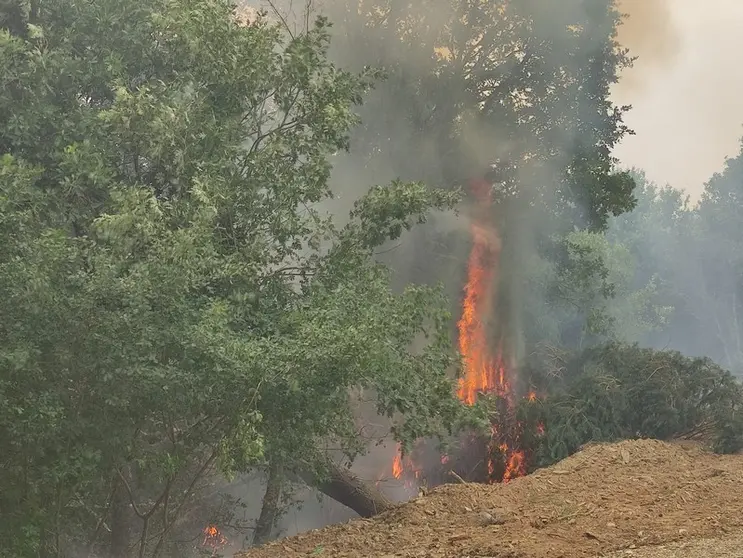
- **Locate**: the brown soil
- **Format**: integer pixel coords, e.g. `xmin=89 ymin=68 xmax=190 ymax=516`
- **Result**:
xmin=602 ymin=534 xmax=743 ymax=557
xmin=237 ymin=439 xmax=743 ymax=558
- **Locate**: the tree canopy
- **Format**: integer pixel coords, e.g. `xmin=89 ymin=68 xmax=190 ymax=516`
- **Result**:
xmin=325 ymin=0 xmax=637 ymax=226
xmin=604 ymin=157 xmax=743 ymax=376
xmin=0 ymin=1 xmax=465 ymax=555
xmin=317 ymin=0 xmax=640 ymax=368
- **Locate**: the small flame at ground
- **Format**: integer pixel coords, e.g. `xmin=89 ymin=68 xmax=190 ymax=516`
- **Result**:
xmin=390 ymin=443 xmax=425 ymax=494
xmin=202 ymin=525 xmax=227 ymax=550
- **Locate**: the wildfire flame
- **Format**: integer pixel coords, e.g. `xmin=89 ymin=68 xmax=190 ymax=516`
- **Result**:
xmin=392 ymin=451 xmax=404 ymax=479
xmin=202 ymin=525 xmax=227 ymax=550
xmin=390 ymin=442 xmax=424 ymax=493
xmin=456 ymin=178 xmax=527 ymax=482
xmin=386 ymin=175 xmax=545 ymax=488
xmin=457 ymin=223 xmax=503 ymax=405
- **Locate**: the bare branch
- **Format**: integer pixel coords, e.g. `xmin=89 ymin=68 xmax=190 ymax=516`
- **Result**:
xmin=265 ymin=0 xmax=295 ymax=39
xmin=115 ymin=469 xmax=147 ymax=520
xmin=151 ymin=450 xmax=219 ymax=557
xmin=85 ymin=476 xmax=118 ymax=558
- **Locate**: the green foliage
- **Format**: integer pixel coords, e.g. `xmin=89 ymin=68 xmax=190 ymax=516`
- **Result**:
xmin=326 ymin=0 xmax=637 ymax=229
xmin=0 ymin=1 xmax=464 ymax=555
xmin=505 ymin=220 xmax=673 ymax=355
xmin=531 ymin=230 xmax=672 ymax=347
xmin=520 ymin=343 xmax=743 ymax=468
xmin=321 ymin=0 xmax=641 ymax=368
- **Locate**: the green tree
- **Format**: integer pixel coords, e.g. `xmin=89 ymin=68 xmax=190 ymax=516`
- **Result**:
xmin=605 ymin=166 xmax=743 ymax=375
xmin=689 ymin=144 xmax=743 ymax=373
xmin=321 ymin=0 xmax=638 ymax=365
xmin=0 ymin=1 xmax=464 ymax=555
xmin=325 ymin=0 xmax=638 ymax=222
xmin=527 ymin=228 xmax=672 ymax=349
xmin=519 ymin=343 xmax=743 ymax=467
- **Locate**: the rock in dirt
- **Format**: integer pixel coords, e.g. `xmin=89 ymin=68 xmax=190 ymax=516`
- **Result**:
xmin=478 ymin=511 xmax=505 ymax=526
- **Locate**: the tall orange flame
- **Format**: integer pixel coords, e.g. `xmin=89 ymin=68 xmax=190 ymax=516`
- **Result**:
xmin=392 ymin=452 xmax=403 ymax=479
xmin=457 ymin=223 xmax=502 ymax=405
xmin=456 ymin=178 xmax=526 ymax=483
xmin=385 ymin=176 xmax=538 ymax=487
xmin=457 ymin=179 xmax=504 ymax=404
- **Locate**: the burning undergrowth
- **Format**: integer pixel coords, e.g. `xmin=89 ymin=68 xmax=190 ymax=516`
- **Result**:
xmin=390 ymin=392 xmax=546 ymax=489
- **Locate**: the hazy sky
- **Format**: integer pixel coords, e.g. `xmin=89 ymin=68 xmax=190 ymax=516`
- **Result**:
xmin=613 ymin=1 xmax=743 ymax=201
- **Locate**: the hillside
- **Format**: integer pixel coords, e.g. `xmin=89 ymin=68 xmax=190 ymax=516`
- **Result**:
xmin=238 ymin=439 xmax=743 ymax=558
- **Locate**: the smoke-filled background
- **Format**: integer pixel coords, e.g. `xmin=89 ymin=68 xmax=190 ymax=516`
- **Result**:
xmin=204 ymin=0 xmax=743 ymax=552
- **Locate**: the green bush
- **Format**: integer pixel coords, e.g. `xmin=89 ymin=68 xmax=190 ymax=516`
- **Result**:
xmin=520 ymin=343 xmax=743 ymax=468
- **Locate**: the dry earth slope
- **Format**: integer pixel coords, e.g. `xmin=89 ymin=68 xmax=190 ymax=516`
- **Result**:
xmin=237 ymin=439 xmax=743 ymax=558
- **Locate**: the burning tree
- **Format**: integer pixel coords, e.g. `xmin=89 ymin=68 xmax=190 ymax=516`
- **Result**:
xmin=455 ymin=177 xmax=529 ymax=482
xmin=385 ymin=173 xmax=547 ymax=487
xmin=9 ymin=0 xmax=722 ymax=554
xmin=322 ymin=0 xmax=642 ymax=494
xmin=202 ymin=525 xmax=228 ymax=556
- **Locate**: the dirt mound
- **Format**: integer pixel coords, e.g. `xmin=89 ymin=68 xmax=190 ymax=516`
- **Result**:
xmin=237 ymin=439 xmax=743 ymax=558
xmin=603 ymin=533 xmax=743 ymax=558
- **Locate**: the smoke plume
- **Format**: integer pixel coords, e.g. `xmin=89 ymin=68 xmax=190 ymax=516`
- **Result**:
xmin=614 ymin=1 xmax=743 ymax=199
xmin=613 ymin=0 xmax=679 ymax=93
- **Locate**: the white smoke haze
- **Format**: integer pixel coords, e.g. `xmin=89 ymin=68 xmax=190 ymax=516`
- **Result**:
xmin=224 ymin=0 xmax=617 ymax=544
xmin=613 ymin=0 xmax=679 ymax=94
xmin=21 ymin=2 xmax=743 ymax=557
xmin=613 ymin=0 xmax=743 ymax=201
xmin=603 ymin=1 xmax=743 ymax=375
xmin=70 ymin=2 xmax=743 ymax=555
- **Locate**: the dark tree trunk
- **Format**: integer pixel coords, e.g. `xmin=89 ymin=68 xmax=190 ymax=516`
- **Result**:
xmin=109 ymin=480 xmax=131 ymax=558
xmin=252 ymin=464 xmax=283 ymax=546
xmin=300 ymin=456 xmax=395 ymax=518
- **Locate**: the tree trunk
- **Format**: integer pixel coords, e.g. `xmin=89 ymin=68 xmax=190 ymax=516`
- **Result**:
xmin=109 ymin=480 xmax=131 ymax=558
xmin=299 ymin=456 xmax=395 ymax=518
xmin=252 ymin=463 xmax=283 ymax=546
